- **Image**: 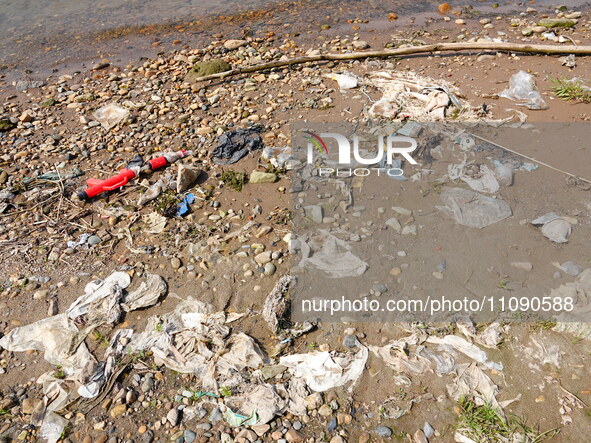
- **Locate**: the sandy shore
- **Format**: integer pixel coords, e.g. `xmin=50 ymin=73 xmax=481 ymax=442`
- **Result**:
xmin=1 ymin=2 xmax=591 ymax=442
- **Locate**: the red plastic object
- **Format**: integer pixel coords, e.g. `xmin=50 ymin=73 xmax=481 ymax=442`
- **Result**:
xmin=78 ymin=168 xmax=136 ymax=200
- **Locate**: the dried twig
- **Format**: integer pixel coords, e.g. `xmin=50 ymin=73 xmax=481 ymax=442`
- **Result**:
xmin=189 ymin=42 xmax=591 ymax=83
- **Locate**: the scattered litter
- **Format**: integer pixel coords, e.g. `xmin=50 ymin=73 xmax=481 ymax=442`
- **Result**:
xmin=67 ymin=233 xmax=91 ymax=249
xmin=22 ymin=167 xmax=85 ymax=185
xmin=211 ymin=127 xmax=263 ymax=164
xmin=223 ymin=406 xmax=259 ymax=427
xmin=128 ymin=297 xmax=265 ymax=392
xmin=39 ymin=411 xmax=69 ymax=443
xmin=559 ymin=54 xmax=576 ymax=68
xmin=367 ymin=71 xmax=470 ymax=121
xmin=262 ymin=146 xmax=292 ymax=170
xmin=499 ymin=71 xmax=548 ymax=110
xmin=436 ymin=187 xmax=512 ymax=229
xmin=224 ymin=384 xmax=286 ymax=425
xmin=379 ymin=393 xmax=433 ymax=419
xmin=279 ymin=342 xmax=368 ymax=392
xmin=66 ymin=271 xmax=132 ymax=324
xmin=92 ymin=103 xmax=130 ymax=130
xmin=143 ymin=212 xmax=168 ymax=234
xmin=557 ymin=261 xmax=581 ymax=276
xmin=122 ymin=274 xmax=167 ymax=312
xmin=531 ymin=212 xmax=572 ymax=243
xmin=448 ymin=161 xmax=500 ymax=194
xmin=324 ymin=72 xmax=358 ymax=89
xmin=524 ymin=336 xmax=561 ymax=368
xmin=551 ymin=269 xmax=591 ymax=328
xmin=494 ymin=163 xmax=514 ymax=186
xmin=298 ymin=230 xmax=368 ymax=278
xmin=262 ymin=275 xmax=315 ymax=339
xmin=492 ymin=158 xmax=538 ymax=172
xmin=176 ymin=193 xmax=195 ymax=217
xmin=426 ymin=335 xmax=503 ymax=371
xmin=138 ymin=179 xmax=165 ymax=206
xmin=447 ymin=363 xmax=502 ymax=412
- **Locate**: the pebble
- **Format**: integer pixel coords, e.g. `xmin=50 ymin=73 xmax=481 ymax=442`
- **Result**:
xmin=249 ymin=171 xmax=277 ymax=184
xmin=401 ymin=225 xmax=417 ymax=235
xmin=141 ymin=377 xmax=154 ymax=393
xmin=389 ymin=267 xmax=401 ymax=276
xmin=224 ymin=39 xmax=248 ymax=50
xmin=110 ymin=404 xmax=127 ymax=418
xmin=342 ymin=335 xmax=358 ymax=348
xmin=511 ymin=262 xmax=533 ymax=271
xmin=88 ymin=235 xmax=102 ymax=246
xmin=375 ymin=426 xmax=392 ymax=438
xmin=305 ymin=393 xmax=322 ymax=410
xmin=327 ymin=417 xmax=338 ymax=432
xmin=352 ymin=40 xmax=370 ymax=49
xmin=33 ymin=289 xmax=49 ymax=300
xmin=264 ymin=262 xmax=277 ymax=276
xmin=251 ymin=424 xmax=271 ymax=436
xmin=304 ymin=205 xmax=323 ymax=224
xmin=21 ymin=397 xmax=40 ymax=414
xmin=284 ymin=429 xmax=305 ymax=442
xmin=385 ymin=217 xmax=401 ymax=233
xmin=166 ymin=407 xmax=179 ymax=426
xmin=318 ymin=404 xmax=333 ymax=416
xmin=171 ymin=257 xmax=182 ymax=269
xmin=183 ymin=430 xmax=196 ymax=443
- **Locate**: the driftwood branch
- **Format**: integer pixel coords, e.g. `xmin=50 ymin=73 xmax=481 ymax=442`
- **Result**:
xmin=190 ymin=42 xmax=591 ymax=82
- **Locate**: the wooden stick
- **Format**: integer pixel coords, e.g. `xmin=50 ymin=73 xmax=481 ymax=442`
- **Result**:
xmin=189 ymin=42 xmax=591 ymax=82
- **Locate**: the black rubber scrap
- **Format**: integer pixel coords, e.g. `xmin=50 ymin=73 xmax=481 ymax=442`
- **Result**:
xmin=210 ymin=126 xmax=263 ymax=165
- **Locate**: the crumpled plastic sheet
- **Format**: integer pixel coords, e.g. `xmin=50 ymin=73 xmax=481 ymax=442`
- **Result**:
xmin=211 ymin=127 xmax=263 ymax=165
xmin=436 ymin=187 xmax=512 ymax=229
xmin=142 ymin=212 xmax=168 ymax=234
xmin=66 ymin=233 xmax=91 ymax=249
xmin=0 ymin=272 xmax=167 ymax=440
xmin=66 ymin=271 xmax=131 ymax=325
xmin=324 ymin=72 xmax=358 ymax=89
xmin=531 ymin=212 xmax=572 ymax=243
xmin=366 ymin=71 xmax=465 ymax=121
xmin=263 ymin=275 xmax=291 ymax=333
xmin=127 ymin=297 xmax=265 ymax=392
xmin=298 ymin=230 xmax=368 ymax=278
xmin=499 ymin=70 xmax=548 ymax=110
xmin=551 ymin=269 xmax=591 ymax=328
xmin=0 ymin=313 xmax=96 ymax=384
xmin=224 ymin=384 xmax=285 ymax=426
xmin=138 ymin=179 xmax=165 ymax=206
xmin=39 ymin=411 xmax=69 ymax=443
xmin=457 ymin=321 xmax=503 ymax=349
xmin=92 ymin=103 xmax=130 ymax=130
xmin=447 ymin=363 xmax=503 ymax=414
xmin=426 ymin=335 xmax=503 ymax=371
xmin=369 ymin=331 xmax=435 ymax=375
xmin=379 ymin=393 xmax=434 ymax=419
xmin=448 ymin=159 xmax=500 ymax=194
xmin=523 ymin=336 xmax=562 ymax=369
xmin=279 ymin=341 xmax=368 ymax=392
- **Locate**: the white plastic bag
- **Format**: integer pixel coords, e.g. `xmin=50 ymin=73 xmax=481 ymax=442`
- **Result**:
xmin=499 ymin=71 xmax=548 ymax=110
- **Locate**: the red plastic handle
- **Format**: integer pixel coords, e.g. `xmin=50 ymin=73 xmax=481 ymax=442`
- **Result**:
xmin=83 ymin=169 xmax=136 ymax=198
